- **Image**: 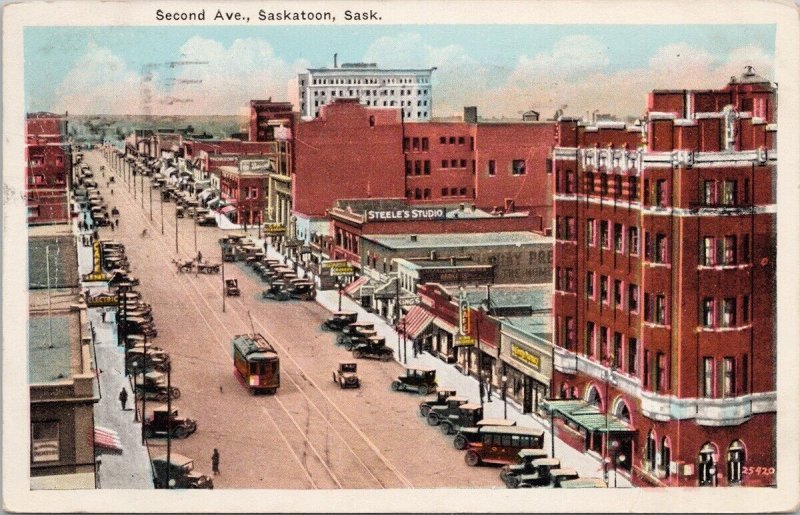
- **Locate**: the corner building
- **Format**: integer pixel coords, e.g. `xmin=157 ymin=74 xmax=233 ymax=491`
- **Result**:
xmin=550 ymin=68 xmax=776 ymax=487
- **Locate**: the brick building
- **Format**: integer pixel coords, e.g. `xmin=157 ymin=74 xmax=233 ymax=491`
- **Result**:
xmin=292 ymin=100 xmax=556 ymax=241
xmin=26 ymin=113 xmax=71 ymax=225
xmin=549 ymin=67 xmax=776 ymax=487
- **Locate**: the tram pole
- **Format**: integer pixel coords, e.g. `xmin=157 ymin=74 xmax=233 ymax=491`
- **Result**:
xmin=221 ymin=246 xmax=226 ymax=313
xmin=160 ymin=188 xmax=164 ymax=235
xmin=149 ymin=178 xmax=153 ymax=221
xmin=165 ymin=362 xmax=172 ymax=489
xmin=140 ymin=333 xmax=147 ymax=441
xmin=175 ymin=201 xmax=179 ymax=255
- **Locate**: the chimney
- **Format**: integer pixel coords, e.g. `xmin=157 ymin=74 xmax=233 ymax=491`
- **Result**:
xmin=464 ymin=106 xmax=478 ymax=124
xmin=334 ymin=53 xmax=338 ymax=68
xmin=410 ymin=234 xmax=418 ymax=242
xmin=430 ymin=250 xmax=437 ymax=260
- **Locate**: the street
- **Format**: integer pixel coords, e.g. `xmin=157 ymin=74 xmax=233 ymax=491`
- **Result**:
xmin=88 ymin=149 xmax=506 ymax=489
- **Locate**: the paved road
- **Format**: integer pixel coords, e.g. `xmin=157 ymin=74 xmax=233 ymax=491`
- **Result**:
xmin=90 ymin=149 xmax=507 ymax=489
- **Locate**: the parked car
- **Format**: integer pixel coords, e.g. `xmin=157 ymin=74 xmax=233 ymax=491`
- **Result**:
xmin=262 ymin=282 xmax=290 ymax=301
xmin=462 ymin=426 xmax=546 ymax=466
xmin=197 ymin=214 xmax=217 ymax=227
xmin=321 ymin=311 xmax=359 ymax=332
xmin=126 ymin=346 xmax=170 ymax=373
xmin=151 ymin=453 xmax=213 ymax=489
xmin=332 ymin=361 xmax=360 ymax=388
xmin=500 ymin=449 xmax=551 ymax=487
xmin=287 ymin=281 xmax=316 ymax=301
xmin=418 ymin=389 xmax=458 ymax=417
xmin=545 ymin=468 xmax=580 ymax=488
xmin=134 ymin=371 xmax=180 ymax=402
xmin=143 ymin=406 xmax=197 ymax=439
xmin=351 ymin=336 xmax=394 ymax=361
xmin=424 ymin=396 xmax=471 ymax=426
xmin=225 ymin=279 xmax=240 ymax=296
xmin=453 ymin=421 xmax=528 ymax=450
xmin=441 ymin=414 xmax=515 ymax=437
xmin=390 ymin=367 xmax=437 ymax=395
xmin=511 ymin=457 xmax=562 ymax=488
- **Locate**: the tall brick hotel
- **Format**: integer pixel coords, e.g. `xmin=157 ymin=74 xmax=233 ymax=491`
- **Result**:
xmin=548 ymin=66 xmax=776 ymax=486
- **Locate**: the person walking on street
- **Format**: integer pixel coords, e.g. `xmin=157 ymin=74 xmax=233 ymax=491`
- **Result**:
xmin=197 ymin=250 xmax=203 ymax=263
xmin=119 ymin=388 xmax=128 ymax=410
xmin=211 ymin=449 xmax=220 ymax=475
xmin=115 ymin=219 xmax=119 ymax=229
xmin=110 ymin=188 xmax=114 ymax=196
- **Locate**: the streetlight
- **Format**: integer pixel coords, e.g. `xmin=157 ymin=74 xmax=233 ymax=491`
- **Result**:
xmin=501 ymin=374 xmax=508 ymax=419
xmin=337 ymin=279 xmax=344 ymax=312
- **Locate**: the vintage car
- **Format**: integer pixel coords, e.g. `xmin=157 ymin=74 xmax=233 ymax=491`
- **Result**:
xmin=424 ymin=396 xmax=471 ymax=426
xmin=544 ymin=468 xmax=580 ymax=488
xmin=390 ymin=367 xmax=437 ymax=395
xmin=287 ymin=281 xmax=316 ymax=301
xmin=197 ymin=214 xmax=217 ymax=227
xmin=196 ymin=262 xmax=221 ymax=274
xmin=462 ymin=426 xmax=546 ymax=466
xmin=151 ymin=453 xmax=213 ymax=489
xmin=124 ymin=317 xmax=157 ymax=338
xmin=175 ymin=206 xmax=185 ymax=218
xmin=352 ymin=336 xmax=393 ymax=361
xmin=558 ymin=477 xmax=608 ymax=488
xmin=332 ymin=361 xmax=360 ymax=389
xmin=133 ymin=371 xmax=180 ymax=402
xmin=418 ymin=389 xmax=458 ymax=417
xmin=505 ymin=456 xmax=562 ymax=488
xmin=126 ymin=346 xmax=170 ymax=373
xmin=500 ymin=449 xmax=551 ymax=487
xmin=336 ymin=322 xmax=376 ymax=347
xmin=321 ymin=311 xmax=358 ymax=332
xmin=452 ymin=419 xmax=524 ymax=449
xmin=262 ymin=282 xmax=290 ymax=301
xmin=143 ymin=406 xmax=197 ymax=439
xmin=341 ymin=329 xmax=378 ymax=351
xmin=225 ymin=279 xmax=240 ymax=296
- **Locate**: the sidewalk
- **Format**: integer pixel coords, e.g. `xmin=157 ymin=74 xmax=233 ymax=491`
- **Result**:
xmin=75 ymin=176 xmax=154 ymax=489
xmin=250 ymin=238 xmax=632 ymax=488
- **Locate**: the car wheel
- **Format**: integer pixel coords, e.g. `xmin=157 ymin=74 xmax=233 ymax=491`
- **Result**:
xmin=420 ymin=406 xmax=430 ymax=417
xmin=453 ymin=434 xmax=467 ymax=449
xmin=505 ymin=476 xmax=521 ymax=489
xmin=332 ymin=372 xmax=337 ymax=383
xmin=353 ymin=350 xmax=363 ymax=359
xmin=391 ymin=381 xmax=400 ymax=391
xmin=426 ymin=413 xmax=439 ymax=426
xmin=336 ymin=335 xmax=345 ymax=344
xmin=417 ymin=385 xmax=429 ymax=396
xmin=381 ymin=353 xmax=392 ymax=362
xmin=173 ymin=426 xmax=189 ymax=439
xmin=465 ymin=450 xmax=481 ymax=466
xmin=440 ymin=423 xmax=453 ymax=436
xmin=170 ymin=387 xmax=181 ymax=399
xmin=321 ymin=323 xmax=329 ymax=332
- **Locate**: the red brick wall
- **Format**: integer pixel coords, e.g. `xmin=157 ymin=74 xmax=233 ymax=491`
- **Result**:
xmin=403 ymin=122 xmax=473 ymax=203
xmin=294 ymin=101 xmax=406 ymax=217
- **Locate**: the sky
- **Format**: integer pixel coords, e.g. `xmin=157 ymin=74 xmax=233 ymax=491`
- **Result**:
xmin=24 ymin=24 xmax=775 ymax=119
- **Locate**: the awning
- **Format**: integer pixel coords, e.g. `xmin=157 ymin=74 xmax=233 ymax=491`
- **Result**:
xmin=94 ymin=426 xmax=122 ymax=452
xmin=343 ymin=276 xmax=369 ymax=297
xmin=399 ymin=305 xmax=435 ymax=339
xmin=432 ymin=316 xmax=458 ymax=334
xmin=542 ymin=399 xmax=636 ymax=434
xmin=220 ymin=205 xmax=236 ymax=215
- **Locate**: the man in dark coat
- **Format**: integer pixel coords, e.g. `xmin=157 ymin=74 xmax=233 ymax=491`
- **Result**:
xmin=119 ymin=388 xmax=128 ymax=410
xmin=211 ymin=449 xmax=220 ymax=475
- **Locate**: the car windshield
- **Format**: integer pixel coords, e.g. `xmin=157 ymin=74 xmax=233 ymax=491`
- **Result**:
xmin=342 ymin=364 xmax=356 ymax=372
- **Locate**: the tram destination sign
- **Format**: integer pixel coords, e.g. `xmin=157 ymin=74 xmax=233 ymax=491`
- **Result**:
xmin=365 ymin=208 xmax=447 ymax=222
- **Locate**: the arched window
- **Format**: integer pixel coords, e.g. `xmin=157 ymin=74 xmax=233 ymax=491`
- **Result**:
xmin=559 ymin=382 xmax=569 ymax=399
xmin=645 ymin=430 xmax=657 ymax=472
xmin=614 ymin=400 xmax=632 ymax=425
xmin=698 ymin=442 xmax=718 ymax=486
xmin=586 ymin=384 xmax=603 ymax=410
xmin=727 ymin=440 xmax=745 ymax=485
xmin=660 ymin=437 xmax=671 ymax=478
xmin=571 ymin=386 xmax=579 ymax=399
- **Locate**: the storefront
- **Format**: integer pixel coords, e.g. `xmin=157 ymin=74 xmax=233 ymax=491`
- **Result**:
xmin=499 ymin=322 xmax=553 ymax=414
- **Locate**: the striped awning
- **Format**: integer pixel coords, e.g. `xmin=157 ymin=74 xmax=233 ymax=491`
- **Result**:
xmin=343 ymin=276 xmax=369 ymax=297
xmin=94 ymin=426 xmax=122 ymax=452
xmin=399 ymin=305 xmax=435 ymax=340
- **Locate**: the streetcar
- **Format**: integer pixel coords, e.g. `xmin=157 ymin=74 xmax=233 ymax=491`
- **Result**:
xmin=232 ymin=333 xmax=280 ymax=394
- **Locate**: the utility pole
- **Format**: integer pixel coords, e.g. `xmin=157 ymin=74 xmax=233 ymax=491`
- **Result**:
xmin=175 ymin=200 xmax=179 ymax=255
xmin=149 ymin=177 xmax=153 ymax=221
xmin=395 ymin=275 xmax=401 ymax=360
xmin=221 ymin=246 xmax=226 ymax=313
xmin=160 ymin=187 xmax=164 ymax=234
xmin=165 ymin=362 xmax=172 ymax=489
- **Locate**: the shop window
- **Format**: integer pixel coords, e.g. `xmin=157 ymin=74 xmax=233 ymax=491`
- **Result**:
xmin=512 ymin=159 xmax=526 ymax=176
xmin=727 ymin=441 xmax=745 ymax=485
xmin=488 ymin=160 xmax=496 ymax=176
xmin=31 ymin=421 xmax=60 ymax=463
xmin=698 ymin=443 xmax=717 ymax=486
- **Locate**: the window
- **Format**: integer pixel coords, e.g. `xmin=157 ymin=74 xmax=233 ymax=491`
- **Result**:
xmin=615 ymin=175 xmax=623 ymax=197
xmin=450 ymin=187 xmax=458 ymax=196
xmin=722 ymin=236 xmax=737 ymax=265
xmin=403 ymin=137 xmax=410 ymax=152
xmin=31 ymin=421 xmax=60 ymax=463
xmin=458 ymin=136 xmax=465 ymax=145
xmin=614 ymin=223 xmax=624 ymax=253
xmin=702 ymin=298 xmax=715 ymax=327
xmin=613 ymin=332 xmax=623 ymax=369
xmin=722 ymin=357 xmax=736 ymax=397
xmin=742 ymin=233 xmax=750 ymax=262
xmin=601 ymin=173 xmax=609 ymax=195
xmin=565 ymin=268 xmax=575 ymax=292
xmin=586 ymin=219 xmax=596 ymax=246
xmin=441 ymin=160 xmax=449 ymax=168
xmin=459 ymin=159 xmax=467 ymax=168
xmin=600 ymin=275 xmax=609 ymax=304
xmin=586 ymin=271 xmax=595 ymax=298
xmin=721 ymin=298 xmax=736 ymax=327
xmin=722 ymin=180 xmax=737 ymax=206
xmin=628 ymin=338 xmax=638 ymax=375
xmin=412 ymin=137 xmax=420 ymax=150
xmin=565 ymin=317 xmax=576 ymax=349
xmin=439 ymin=136 xmax=446 ymax=144
xmin=628 ymin=284 xmax=639 ymax=313
xmin=698 ymin=443 xmax=717 ymax=486
xmin=566 ymin=217 xmax=576 ymax=241
xmin=586 ymin=172 xmax=595 ymax=193
xmin=629 ymin=176 xmax=639 ymax=200
xmin=585 ymin=321 xmax=596 ymax=357
xmin=644 ymin=350 xmax=650 ymax=388
xmin=414 ymin=188 xmax=422 ymax=200
xmin=512 ymin=160 xmax=526 ymax=176
xmin=742 ymin=354 xmax=749 ymax=392
xmin=654 ymin=294 xmax=667 ymax=325
xmin=450 ymin=159 xmax=458 ymax=168
xmin=600 ymin=221 xmax=610 ymax=249
xmin=488 ymin=160 xmax=496 ymax=176
xmin=565 ymin=170 xmax=575 ymax=193
xmin=654 ymin=234 xmax=668 ymax=263
xmin=600 ymin=327 xmax=609 ymax=362
xmin=368 ymin=115 xmax=375 ymax=127
xmin=702 ymin=237 xmax=715 ymax=265
xmin=628 ymin=226 xmax=639 ymax=255
xmin=655 ymin=179 xmax=668 ymax=206
xmin=656 ymin=352 xmax=667 ymax=391
xmin=703 ymin=180 xmax=716 ymax=205
xmin=421 ymin=137 xmax=429 ymax=151
xmin=702 ymin=357 xmax=714 ymax=397
xmin=423 ymin=161 xmax=431 ymax=175
xmin=614 ymin=279 xmax=623 ymax=309
xmin=459 ymin=187 xmax=467 ymax=196
xmin=449 ymin=136 xmax=456 ymax=144
xmin=441 ymin=188 xmax=448 ymax=197
xmin=414 ymin=161 xmax=421 ymax=175
xmin=727 ymin=441 xmax=745 ymax=485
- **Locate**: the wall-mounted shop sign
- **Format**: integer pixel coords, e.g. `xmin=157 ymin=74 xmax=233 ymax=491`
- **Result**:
xmin=82 ymin=241 xmax=109 ymax=282
xmin=511 ymin=343 xmax=541 ymax=370
xmin=365 ymin=208 xmax=447 ymax=222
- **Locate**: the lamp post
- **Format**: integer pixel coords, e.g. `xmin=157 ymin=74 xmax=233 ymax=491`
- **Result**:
xmin=221 ymin=245 xmax=226 ymax=313
xmin=610 ymin=440 xmax=623 ymax=488
xmin=174 ymin=197 xmax=179 ymax=255
xmin=501 ymin=374 xmax=508 ymax=419
xmin=164 ymin=361 xmax=172 ymax=489
xmin=140 ymin=167 xmax=144 ymax=208
xmin=159 ymin=185 xmax=164 ymax=235
xmin=148 ymin=175 xmax=153 ymax=221
xmin=337 ymin=279 xmax=344 ymax=312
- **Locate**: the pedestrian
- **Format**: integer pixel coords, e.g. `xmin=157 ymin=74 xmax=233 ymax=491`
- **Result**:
xmin=119 ymin=387 xmax=128 ymax=410
xmin=211 ymin=449 xmax=220 ymax=475
xmin=78 ymin=220 xmax=84 ymax=231
xmin=93 ymin=230 xmax=99 ymax=241
xmin=101 ymin=311 xmax=106 ymax=323
xmin=115 ymin=219 xmax=119 ymax=229
xmin=110 ymin=189 xmax=114 ymax=196
xmin=197 ymin=250 xmax=203 ymax=263
xmin=110 ymin=223 xmax=115 ymax=232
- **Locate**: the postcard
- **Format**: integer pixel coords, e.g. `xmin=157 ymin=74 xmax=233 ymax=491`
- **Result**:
xmin=3 ymin=0 xmax=799 ymax=512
